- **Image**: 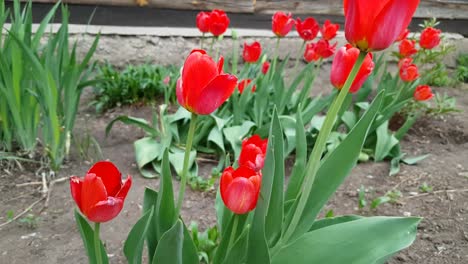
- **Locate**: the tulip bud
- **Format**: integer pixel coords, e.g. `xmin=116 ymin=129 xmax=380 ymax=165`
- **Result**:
xmin=243 ymin=41 xmax=262 ymax=63
xmin=330 ymin=45 xmax=375 ymax=93
xmin=414 ymin=85 xmax=434 ymax=101
xmin=220 ymin=166 xmax=261 ymax=214
xmin=272 ymin=11 xmax=294 ymax=37
xmin=420 ymin=27 xmax=441 ymax=50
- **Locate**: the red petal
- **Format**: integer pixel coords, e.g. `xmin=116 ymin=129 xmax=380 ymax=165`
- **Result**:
xmin=70 ymin=176 xmax=83 ymax=211
xmin=81 ymin=173 xmax=108 ymax=219
xmin=231 ymin=165 xmax=258 ymax=179
xmin=86 ymin=197 xmax=124 ymax=223
xmin=220 ymin=167 xmax=234 ymax=205
xmin=222 ymin=177 xmax=256 ymax=214
xmin=116 ymin=175 xmax=132 ymax=200
xmin=88 ymin=161 xmax=122 ymax=197
xmin=182 ymin=51 xmax=219 ymax=110
xmin=191 ymin=74 xmax=237 ymax=115
xmin=369 ymin=0 xmax=420 ymax=50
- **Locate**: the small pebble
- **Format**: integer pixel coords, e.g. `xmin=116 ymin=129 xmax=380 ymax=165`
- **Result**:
xmin=403 ymin=211 xmax=412 ymax=217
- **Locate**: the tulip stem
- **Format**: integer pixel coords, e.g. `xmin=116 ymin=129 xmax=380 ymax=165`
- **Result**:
xmin=227 ymin=215 xmax=239 ymax=252
xmin=209 ymin=37 xmax=215 ymax=55
xmin=94 ymin=222 xmax=103 ymax=264
xmin=293 ymin=40 xmax=306 ymax=73
xmin=271 ymin=37 xmax=281 ymax=78
xmin=282 ymin=51 xmax=368 ymax=243
xmin=175 ymin=113 xmax=198 ymax=217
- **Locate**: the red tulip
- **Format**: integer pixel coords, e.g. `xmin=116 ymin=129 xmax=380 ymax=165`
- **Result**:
xmin=220 ymin=166 xmax=261 ymax=214
xmin=196 ymin=11 xmax=211 ymax=33
xmin=399 ymin=63 xmax=419 ymax=82
xmin=272 ymin=11 xmax=294 ymax=37
xmin=330 ymin=44 xmax=374 ymax=93
xmin=414 ymin=85 xmax=434 ymax=101
xmin=70 ymin=161 xmax=132 ymax=223
xmin=238 ymin=79 xmax=256 ymax=94
xmin=320 ymin=20 xmax=339 ymax=41
xmin=243 ymin=41 xmax=262 ymax=63
xmin=398 ymin=57 xmax=413 ymax=69
xmin=344 ymin=0 xmax=420 ymax=51
xmin=420 ymin=27 xmax=441 ymax=50
xmin=295 ymin=17 xmax=319 ymax=41
xmin=304 ymin=39 xmax=337 ymax=62
xmin=396 ymin=28 xmax=410 ymax=42
xmin=176 ymin=50 xmax=237 ymax=115
xmin=239 ymin=135 xmax=267 ymax=171
xmin=262 ymin=61 xmax=270 ymax=75
xmin=399 ymin=39 xmax=417 ymax=58
xmin=209 ymin=9 xmax=230 ymax=36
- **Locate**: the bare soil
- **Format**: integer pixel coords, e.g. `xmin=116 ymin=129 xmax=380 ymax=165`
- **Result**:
xmin=0 ymin=70 xmax=467 ymax=263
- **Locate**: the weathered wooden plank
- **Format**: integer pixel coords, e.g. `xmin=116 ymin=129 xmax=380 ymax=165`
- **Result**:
xmin=14 ymin=0 xmax=468 ymax=19
xmin=254 ymin=0 xmax=468 ymax=19
xmin=16 ymin=0 xmax=254 ymax=13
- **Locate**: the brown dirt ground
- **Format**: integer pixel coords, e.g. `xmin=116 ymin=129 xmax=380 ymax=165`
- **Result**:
xmin=0 ymin=64 xmax=467 ymax=264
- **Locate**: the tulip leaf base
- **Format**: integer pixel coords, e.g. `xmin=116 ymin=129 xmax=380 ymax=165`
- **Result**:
xmin=74 ymin=210 xmax=109 ymax=264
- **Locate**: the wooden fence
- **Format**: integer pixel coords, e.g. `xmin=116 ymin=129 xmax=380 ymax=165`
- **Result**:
xmin=16 ymin=0 xmax=468 ymax=19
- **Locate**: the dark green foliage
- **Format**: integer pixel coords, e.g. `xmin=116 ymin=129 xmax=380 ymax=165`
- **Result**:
xmin=91 ymin=62 xmax=179 ymax=112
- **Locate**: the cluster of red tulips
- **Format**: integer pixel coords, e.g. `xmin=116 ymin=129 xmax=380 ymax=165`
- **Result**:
xmin=70 ymin=1 xmax=428 ymax=262
xmin=396 ymin=26 xmax=441 ymax=101
xmin=220 ymin=135 xmax=267 ymax=214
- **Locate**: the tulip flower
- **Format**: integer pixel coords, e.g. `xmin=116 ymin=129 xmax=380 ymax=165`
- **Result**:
xmin=414 ymin=85 xmax=434 ymax=101
xmin=239 ymin=134 xmax=268 ymax=171
xmin=262 ymin=61 xmax=270 ymax=75
xmin=196 ymin=11 xmax=211 ymax=33
xmin=209 ymin=9 xmax=230 ymax=36
xmin=320 ymin=20 xmax=339 ymax=41
xmin=344 ymin=0 xmax=420 ymax=51
xmin=243 ymin=41 xmax=262 ymax=63
xmin=396 ymin=28 xmax=410 ymax=42
xmin=176 ymin=50 xmax=237 ymax=115
xmin=420 ymin=27 xmax=441 ymax=50
xmin=330 ymin=44 xmax=375 ymax=93
xmin=70 ymin=161 xmax=132 ymax=223
xmin=399 ymin=63 xmax=419 ymax=82
xmin=238 ymin=79 xmax=256 ymax=94
xmin=220 ymin=166 xmax=261 ymax=214
xmin=399 ymin=39 xmax=418 ymax=58
xmin=272 ymin=11 xmax=294 ymax=37
xmin=296 ymin=17 xmax=319 ymax=41
xmin=398 ymin=57 xmax=413 ymax=69
xmin=304 ymin=39 xmax=337 ymax=62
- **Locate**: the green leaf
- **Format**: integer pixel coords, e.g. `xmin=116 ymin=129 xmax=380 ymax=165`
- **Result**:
xmin=106 ymin=115 xmax=157 ymax=137
xmin=265 ymin=112 xmax=284 ymax=248
xmin=285 ymin=110 xmax=307 ymax=202
xmin=245 ymin=109 xmax=282 ymax=264
xmin=341 ymin=111 xmax=357 ymax=130
xmin=309 ymin=215 xmax=362 ymax=232
xmin=402 ymin=154 xmax=429 ymax=165
xmin=74 ymin=210 xmax=109 ymax=264
xmin=156 ymin=150 xmax=176 ymax=239
xmin=169 ymin=149 xmax=196 ymax=176
xmin=222 ymin=226 xmax=250 ymax=264
xmin=182 ymin=223 xmax=200 ymax=264
xmin=290 ymin=91 xmax=384 ymax=239
xmin=143 ymin=188 xmax=158 ymax=263
xmin=124 ymin=207 xmax=155 ymax=264
xmin=223 ymin=121 xmax=256 ymax=158
xmin=152 ymin=220 xmax=184 ymax=264
xmin=279 ymin=116 xmax=296 ymax=156
xmin=168 ymin=107 xmax=191 ymax=123
xmin=134 ymin=137 xmax=162 ymax=178
xmin=374 ymin=121 xmax=399 ymax=161
xmin=208 ymin=127 xmax=225 ymax=152
xmin=273 ymin=217 xmax=421 ymax=264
